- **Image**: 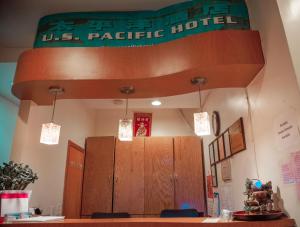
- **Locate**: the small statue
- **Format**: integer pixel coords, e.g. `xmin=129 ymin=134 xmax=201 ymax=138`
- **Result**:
xmin=243 ymin=178 xmax=274 ymax=214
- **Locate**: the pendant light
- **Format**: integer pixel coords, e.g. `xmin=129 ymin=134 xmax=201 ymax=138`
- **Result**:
xmin=40 ymin=87 xmax=64 ymax=145
xmin=191 ymin=77 xmax=211 ymax=136
xmin=118 ymin=86 xmax=134 ymax=141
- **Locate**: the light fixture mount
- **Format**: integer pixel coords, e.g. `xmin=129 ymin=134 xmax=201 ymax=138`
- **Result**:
xmin=49 ymin=86 xmax=65 ymax=95
xmin=191 ymin=77 xmax=207 ymax=86
xmin=119 ymin=86 xmax=135 ymax=95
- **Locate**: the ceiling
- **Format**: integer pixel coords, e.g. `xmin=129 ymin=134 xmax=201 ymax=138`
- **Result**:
xmin=0 ymin=0 xmax=186 ymax=49
xmin=80 ymin=91 xmax=209 ymax=109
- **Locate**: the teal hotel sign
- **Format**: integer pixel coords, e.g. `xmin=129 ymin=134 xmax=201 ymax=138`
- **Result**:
xmin=34 ymin=0 xmax=250 ymax=48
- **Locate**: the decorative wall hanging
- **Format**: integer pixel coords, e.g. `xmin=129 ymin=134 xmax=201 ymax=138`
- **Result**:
xmin=34 ymin=0 xmax=250 ymax=48
xmin=221 ymin=159 xmax=232 ymax=182
xmin=133 ymin=113 xmax=152 ymax=137
xmin=212 ymin=111 xmax=221 ymax=136
xmin=208 ymin=117 xmax=245 ymax=164
xmin=207 ymin=175 xmax=214 ymax=199
xmin=218 ymin=135 xmax=225 ymax=160
xmin=213 ymin=140 xmax=219 ymax=162
xmin=223 ymin=130 xmax=231 ymax=158
xmin=229 ymin=118 xmax=246 ymax=154
xmin=211 ymin=165 xmax=218 ymax=187
xmin=209 ymin=143 xmax=215 ymax=165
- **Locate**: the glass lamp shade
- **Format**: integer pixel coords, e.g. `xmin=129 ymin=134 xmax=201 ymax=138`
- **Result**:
xmin=194 ymin=112 xmax=211 ymax=136
xmin=40 ymin=122 xmax=61 ymax=145
xmin=118 ymin=119 xmax=133 ymax=141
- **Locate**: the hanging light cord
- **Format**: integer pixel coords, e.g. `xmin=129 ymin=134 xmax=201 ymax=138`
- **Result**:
xmin=124 ymin=96 xmax=129 ymax=119
xmin=245 ymin=89 xmax=260 ymax=179
xmin=198 ymin=85 xmax=202 ymax=112
xmin=51 ymin=91 xmax=57 ymax=122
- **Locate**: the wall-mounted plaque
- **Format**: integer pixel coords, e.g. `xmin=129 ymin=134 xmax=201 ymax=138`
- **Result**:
xmin=209 ymin=143 xmax=215 ymax=165
xmin=223 ymin=130 xmax=231 ymax=158
xmin=212 ymin=111 xmax=221 ymax=136
xmin=211 ymin=165 xmax=218 ymax=187
xmin=218 ymin=135 xmax=225 ymax=161
xmin=213 ymin=140 xmax=219 ymax=163
xmin=221 ymin=159 xmax=232 ymax=182
xmin=229 ymin=118 xmax=246 ymax=154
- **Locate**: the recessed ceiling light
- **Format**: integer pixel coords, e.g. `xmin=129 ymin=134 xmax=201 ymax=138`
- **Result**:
xmin=151 ymin=100 xmax=161 ymax=106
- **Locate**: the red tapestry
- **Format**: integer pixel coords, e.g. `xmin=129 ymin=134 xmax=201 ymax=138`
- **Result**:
xmin=133 ymin=113 xmax=152 ymax=137
xmin=207 ymin=175 xmax=214 ymax=199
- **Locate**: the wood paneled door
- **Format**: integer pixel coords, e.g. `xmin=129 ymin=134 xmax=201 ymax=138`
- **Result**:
xmin=144 ymin=137 xmax=174 ymax=215
xmin=114 ymin=138 xmax=145 ymax=214
xmin=174 ymin=137 xmax=205 ymax=212
xmin=81 ymin=137 xmax=115 ymax=216
xmin=63 ymin=140 xmax=85 ymax=218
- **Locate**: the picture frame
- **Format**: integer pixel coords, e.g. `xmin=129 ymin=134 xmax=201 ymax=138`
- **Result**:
xmin=211 ymin=164 xmax=218 ymax=187
xmin=223 ymin=130 xmax=231 ymax=158
xmin=221 ymin=159 xmax=232 ymax=182
xmin=213 ymin=139 xmax=219 ymax=163
xmin=228 ymin=118 xmax=246 ymax=154
xmin=218 ymin=135 xmax=225 ymax=161
xmin=209 ymin=143 xmax=215 ymax=165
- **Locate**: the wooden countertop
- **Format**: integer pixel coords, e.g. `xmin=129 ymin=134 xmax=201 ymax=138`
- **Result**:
xmin=2 ymin=217 xmax=296 ymax=227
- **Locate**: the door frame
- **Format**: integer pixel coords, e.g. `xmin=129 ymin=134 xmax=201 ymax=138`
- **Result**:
xmin=62 ymin=140 xmax=85 ymax=217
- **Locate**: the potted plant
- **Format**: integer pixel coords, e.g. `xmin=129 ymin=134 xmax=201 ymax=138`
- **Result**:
xmin=0 ymin=161 xmax=38 ymax=217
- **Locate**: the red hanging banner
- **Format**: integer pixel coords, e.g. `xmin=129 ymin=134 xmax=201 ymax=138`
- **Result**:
xmin=207 ymin=175 xmax=214 ymax=199
xmin=133 ymin=113 xmax=152 ymax=137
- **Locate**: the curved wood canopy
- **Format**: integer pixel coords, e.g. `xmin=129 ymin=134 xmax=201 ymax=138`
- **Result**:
xmin=13 ymin=30 xmax=264 ymax=105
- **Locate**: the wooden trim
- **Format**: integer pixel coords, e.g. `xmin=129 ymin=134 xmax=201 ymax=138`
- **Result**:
xmin=6 ymin=217 xmax=296 ymax=227
xmin=68 ymin=140 xmax=85 ymax=153
xmin=200 ymin=138 xmax=208 ymax=216
xmin=62 ymin=140 xmax=85 ymax=217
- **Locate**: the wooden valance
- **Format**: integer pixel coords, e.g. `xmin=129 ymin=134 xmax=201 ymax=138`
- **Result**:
xmin=12 ymin=30 xmax=264 ymax=105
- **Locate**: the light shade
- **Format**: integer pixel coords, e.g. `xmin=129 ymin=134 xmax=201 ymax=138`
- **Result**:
xmin=40 ymin=122 xmax=61 ymax=145
xmin=194 ymin=112 xmax=211 ymax=136
xmin=118 ymin=119 xmax=133 ymax=141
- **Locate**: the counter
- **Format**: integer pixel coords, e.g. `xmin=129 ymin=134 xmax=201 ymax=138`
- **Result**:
xmin=2 ymin=217 xmax=296 ymax=227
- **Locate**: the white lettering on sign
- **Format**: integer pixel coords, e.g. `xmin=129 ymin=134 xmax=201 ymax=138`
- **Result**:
xmin=41 ymin=16 xmax=237 ymax=43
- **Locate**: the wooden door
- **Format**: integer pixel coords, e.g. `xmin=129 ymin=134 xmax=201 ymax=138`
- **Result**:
xmin=81 ymin=137 xmax=115 ymax=216
xmin=114 ymin=138 xmax=145 ymax=214
xmin=174 ymin=136 xmax=205 ymax=212
xmin=144 ymin=137 xmax=174 ymax=214
xmin=63 ymin=140 xmax=85 ymax=218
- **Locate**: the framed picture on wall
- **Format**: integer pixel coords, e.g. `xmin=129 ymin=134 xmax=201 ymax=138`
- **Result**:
xmin=211 ymin=164 xmax=218 ymax=187
xmin=221 ymin=159 xmax=232 ymax=182
xmin=223 ymin=130 xmax=231 ymax=158
xmin=213 ymin=140 xmax=219 ymax=163
xmin=218 ymin=135 xmax=225 ymax=161
xmin=229 ymin=118 xmax=246 ymax=154
xmin=209 ymin=143 xmax=215 ymax=165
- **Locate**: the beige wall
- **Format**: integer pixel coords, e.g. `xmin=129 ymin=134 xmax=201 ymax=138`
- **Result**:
xmin=94 ymin=108 xmax=194 ymax=137
xmin=277 ymin=0 xmax=300 ymax=90
xmin=200 ymin=0 xmax=300 ymax=224
xmin=247 ymin=0 xmax=300 ymax=224
xmin=192 ymin=88 xmax=257 ymax=214
xmin=10 ymin=100 xmax=97 ymax=215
